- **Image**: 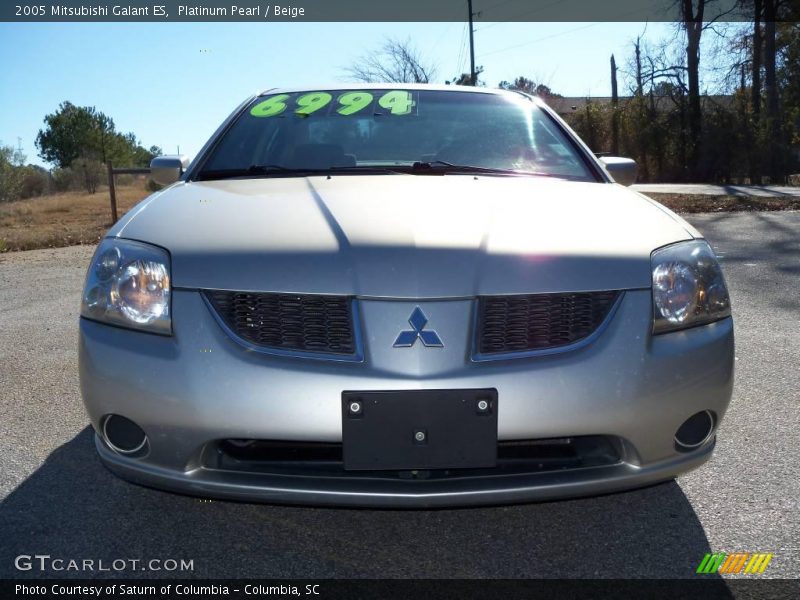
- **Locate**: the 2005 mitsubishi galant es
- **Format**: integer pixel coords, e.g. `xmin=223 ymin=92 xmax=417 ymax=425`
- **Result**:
xmin=79 ymin=84 xmax=734 ymax=507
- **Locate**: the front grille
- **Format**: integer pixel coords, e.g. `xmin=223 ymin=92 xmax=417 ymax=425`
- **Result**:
xmin=204 ymin=291 xmax=356 ymax=356
xmin=477 ymin=291 xmax=621 ymax=356
xmin=205 ymin=436 xmax=622 ymax=479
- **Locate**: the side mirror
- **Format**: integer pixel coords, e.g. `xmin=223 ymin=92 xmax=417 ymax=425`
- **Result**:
xmin=599 ymin=156 xmax=637 ymax=186
xmin=150 ymin=155 xmax=191 ymax=187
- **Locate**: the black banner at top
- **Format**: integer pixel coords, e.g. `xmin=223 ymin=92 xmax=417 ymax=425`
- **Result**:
xmin=2 ymin=0 xmax=788 ymax=23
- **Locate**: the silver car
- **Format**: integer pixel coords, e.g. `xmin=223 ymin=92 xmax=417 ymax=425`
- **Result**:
xmin=79 ymin=84 xmax=734 ymax=507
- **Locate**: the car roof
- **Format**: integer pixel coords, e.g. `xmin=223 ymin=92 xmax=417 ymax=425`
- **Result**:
xmin=257 ymin=83 xmax=530 ymax=98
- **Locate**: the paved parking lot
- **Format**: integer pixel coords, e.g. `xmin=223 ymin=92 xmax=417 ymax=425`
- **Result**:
xmin=0 ymin=212 xmax=798 ymax=579
xmin=632 ymin=183 xmax=800 ymax=197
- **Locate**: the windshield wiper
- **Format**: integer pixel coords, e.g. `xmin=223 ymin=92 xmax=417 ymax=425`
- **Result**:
xmin=247 ymin=164 xmax=304 ymax=174
xmin=409 ymin=160 xmax=554 ymax=177
xmin=195 ymin=165 xmax=309 ymax=180
xmin=195 ymin=161 xmax=555 ymax=181
xmin=196 ymin=164 xmax=402 ymax=181
xmin=328 ymin=165 xmax=405 ymax=174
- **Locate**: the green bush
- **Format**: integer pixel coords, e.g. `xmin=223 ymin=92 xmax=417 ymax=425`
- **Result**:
xmin=0 ymin=143 xmax=24 ymax=202
xmin=51 ymin=167 xmax=76 ymax=192
xmin=19 ymin=166 xmax=50 ymax=199
xmin=70 ymin=156 xmax=105 ymax=194
xmin=115 ymin=173 xmax=133 ymax=186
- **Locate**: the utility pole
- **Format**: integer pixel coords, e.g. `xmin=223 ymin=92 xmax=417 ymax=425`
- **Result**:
xmin=610 ymin=55 xmax=619 ymax=156
xmin=467 ymin=0 xmax=476 ymax=85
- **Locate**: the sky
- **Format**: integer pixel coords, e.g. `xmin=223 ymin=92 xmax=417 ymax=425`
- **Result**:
xmin=0 ymin=21 xmax=680 ymax=167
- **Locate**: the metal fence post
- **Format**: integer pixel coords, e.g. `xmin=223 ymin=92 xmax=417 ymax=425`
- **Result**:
xmin=107 ymin=161 xmax=118 ymax=223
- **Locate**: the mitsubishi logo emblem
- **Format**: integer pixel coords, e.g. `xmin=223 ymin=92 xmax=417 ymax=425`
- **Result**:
xmin=393 ymin=307 xmax=444 ymax=348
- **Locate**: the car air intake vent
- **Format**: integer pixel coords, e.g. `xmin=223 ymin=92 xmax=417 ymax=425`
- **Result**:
xmin=476 ymin=291 xmax=621 ymax=356
xmin=204 ymin=291 xmax=357 ymax=357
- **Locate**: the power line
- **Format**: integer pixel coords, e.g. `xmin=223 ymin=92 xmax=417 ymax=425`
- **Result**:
xmin=474 ymin=0 xmax=571 ymax=32
xmin=476 ymin=3 xmax=654 ymax=58
xmin=454 ymin=21 xmax=467 ymax=78
xmin=428 ymin=21 xmax=455 ymax=56
xmin=479 ymin=21 xmax=601 ymax=58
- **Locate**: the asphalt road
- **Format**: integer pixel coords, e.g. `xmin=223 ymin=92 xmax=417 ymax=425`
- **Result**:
xmin=1 ymin=212 xmax=798 ymax=580
xmin=631 ymin=183 xmax=800 ymax=197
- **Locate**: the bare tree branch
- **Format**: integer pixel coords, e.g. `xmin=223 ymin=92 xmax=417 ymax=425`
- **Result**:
xmin=344 ymin=38 xmax=437 ymax=84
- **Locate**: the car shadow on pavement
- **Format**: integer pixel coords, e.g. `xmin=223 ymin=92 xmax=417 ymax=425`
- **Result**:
xmin=1 ymin=427 xmax=729 ymax=586
xmin=720 ymin=185 xmax=797 ymax=197
xmin=691 ymin=212 xmax=800 ymax=313
xmin=0 ymin=427 xmax=722 ymax=585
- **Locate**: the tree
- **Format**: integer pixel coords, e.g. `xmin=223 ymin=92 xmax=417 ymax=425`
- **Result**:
xmin=611 ymin=55 xmax=620 ymax=155
xmin=94 ymin=113 xmax=115 ymax=164
xmin=777 ymin=19 xmax=800 ymax=173
xmin=72 ymin=156 xmax=104 ymax=194
xmin=36 ymin=101 xmax=159 ymax=171
xmin=35 ymin=102 xmax=97 ymax=169
xmin=0 ymin=141 xmax=26 ymax=202
xmin=569 ymin=100 xmax=612 ymax=153
xmin=451 ymin=66 xmax=484 ymax=86
xmin=18 ymin=165 xmax=50 ymax=199
xmin=763 ymin=0 xmax=782 ymax=180
xmin=131 ymin=144 xmax=163 ymax=168
xmin=734 ymin=0 xmax=799 ymax=182
xmin=346 ymin=38 xmax=436 ymax=84
xmin=497 ymin=77 xmax=561 ymax=101
xmin=748 ymin=0 xmax=765 ymax=183
xmin=680 ymin=0 xmax=706 ymax=180
xmin=751 ymin=0 xmax=763 ymax=120
xmin=499 ymin=77 xmax=526 ymax=93
xmin=556 ymin=1 xmax=799 ymax=184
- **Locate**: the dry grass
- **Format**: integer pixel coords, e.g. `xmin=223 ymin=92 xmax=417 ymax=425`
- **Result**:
xmin=0 ymin=183 xmax=151 ymax=252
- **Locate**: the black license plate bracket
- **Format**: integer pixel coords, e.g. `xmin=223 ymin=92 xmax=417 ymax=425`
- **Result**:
xmin=341 ymin=389 xmax=498 ymax=471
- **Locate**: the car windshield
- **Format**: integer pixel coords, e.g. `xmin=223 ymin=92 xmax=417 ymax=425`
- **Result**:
xmin=196 ymin=89 xmax=596 ymax=181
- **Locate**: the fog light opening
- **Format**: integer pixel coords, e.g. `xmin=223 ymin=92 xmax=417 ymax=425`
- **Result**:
xmin=674 ymin=410 xmax=716 ymax=451
xmin=103 ymin=414 xmax=148 ymax=455
xmin=226 ymin=439 xmax=256 ymax=449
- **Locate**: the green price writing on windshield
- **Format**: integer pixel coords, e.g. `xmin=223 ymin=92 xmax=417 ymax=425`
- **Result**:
xmin=295 ymin=92 xmax=333 ymax=115
xmin=378 ymin=90 xmax=415 ymax=115
xmin=336 ymin=91 xmax=374 ymax=115
xmin=250 ymin=94 xmax=290 ymax=117
xmin=250 ymin=90 xmax=416 ymax=118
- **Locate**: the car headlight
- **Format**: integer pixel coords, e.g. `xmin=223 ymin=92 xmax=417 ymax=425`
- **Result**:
xmin=651 ymin=240 xmax=731 ymax=334
xmin=81 ymin=238 xmax=171 ymax=335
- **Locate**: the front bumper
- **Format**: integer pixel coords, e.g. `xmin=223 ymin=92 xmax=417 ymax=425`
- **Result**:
xmin=95 ymin=433 xmax=715 ymax=508
xmin=79 ymin=289 xmax=734 ymax=507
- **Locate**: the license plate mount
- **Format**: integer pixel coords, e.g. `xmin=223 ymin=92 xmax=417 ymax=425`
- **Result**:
xmin=341 ymin=389 xmax=498 ymax=471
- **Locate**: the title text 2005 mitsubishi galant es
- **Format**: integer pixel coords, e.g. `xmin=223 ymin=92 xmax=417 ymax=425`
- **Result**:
xmin=79 ymin=85 xmax=733 ymax=507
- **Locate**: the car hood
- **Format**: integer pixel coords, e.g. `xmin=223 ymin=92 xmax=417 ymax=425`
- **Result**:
xmin=112 ymin=175 xmax=698 ymax=297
